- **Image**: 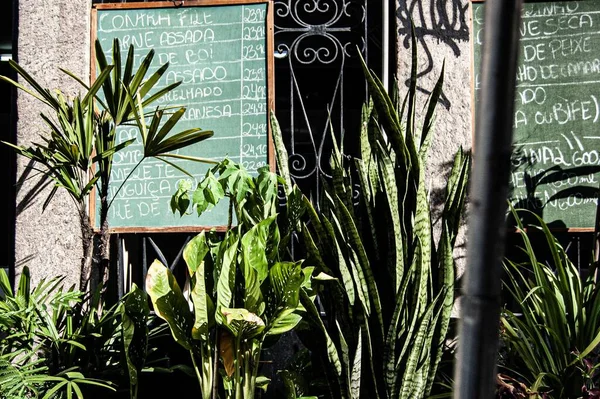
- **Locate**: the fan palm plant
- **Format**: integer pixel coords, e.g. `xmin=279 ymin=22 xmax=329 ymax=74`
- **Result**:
xmin=0 ymin=267 xmax=117 ymax=398
xmin=1 ymin=39 xmax=214 ymax=293
xmin=0 ymin=264 xmax=162 ymax=399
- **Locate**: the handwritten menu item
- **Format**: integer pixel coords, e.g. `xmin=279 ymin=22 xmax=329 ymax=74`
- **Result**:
xmin=92 ymin=1 xmax=274 ymax=232
xmin=472 ymin=0 xmax=600 ymax=229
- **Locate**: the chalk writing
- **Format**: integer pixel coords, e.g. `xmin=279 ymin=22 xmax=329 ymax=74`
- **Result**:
xmin=473 ymin=1 xmax=600 ymax=228
xmin=95 ymin=3 xmax=270 ymax=229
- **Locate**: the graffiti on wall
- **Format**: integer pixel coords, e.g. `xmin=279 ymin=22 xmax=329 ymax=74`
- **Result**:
xmin=396 ymin=0 xmax=470 ymax=109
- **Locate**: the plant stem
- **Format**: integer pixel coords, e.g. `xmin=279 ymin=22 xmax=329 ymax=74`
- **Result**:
xmin=243 ymin=346 xmax=252 ymax=399
xmin=235 ymin=336 xmax=243 ymax=399
xmin=200 ymin=344 xmax=213 ymax=399
xmin=191 ymin=350 xmax=207 ymax=399
xmin=212 ymin=329 xmax=219 ymax=399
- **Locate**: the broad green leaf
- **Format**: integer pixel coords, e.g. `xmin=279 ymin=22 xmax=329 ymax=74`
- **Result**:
xmin=215 ymin=234 xmax=239 ymax=325
xmin=145 ymin=260 xmax=193 ymax=350
xmin=267 ymin=312 xmax=302 ymax=336
xmin=241 ymin=216 xmax=275 ymax=284
xmin=121 ymin=284 xmax=149 ymax=387
xmin=220 ymin=307 xmax=265 ymax=339
xmin=183 ymin=232 xmax=211 ymax=340
xmin=268 ymin=261 xmax=304 ymax=312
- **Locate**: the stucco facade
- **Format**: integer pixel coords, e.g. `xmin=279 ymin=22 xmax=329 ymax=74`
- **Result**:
xmin=14 ymin=0 xmax=91 ymax=287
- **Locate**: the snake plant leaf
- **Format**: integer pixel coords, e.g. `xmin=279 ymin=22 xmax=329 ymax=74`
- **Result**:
xmin=359 ymin=100 xmax=374 ymax=179
xmin=121 ymin=284 xmax=149 ymax=387
xmin=376 ymin=141 xmax=405 ymax=294
xmin=384 ymin=259 xmax=417 ymax=394
xmin=183 ymin=232 xmax=212 ymax=340
xmin=418 ymin=61 xmax=445 ymax=165
xmin=220 ymin=307 xmax=265 ymax=339
xmin=442 ymin=149 xmax=471 ymax=247
xmin=300 ymin=224 xmax=330 ymax=274
xmin=398 ymin=237 xmax=425 ymax=369
xmin=329 ymin=128 xmax=355 ymax=218
xmin=146 ymin=260 xmax=193 ymax=350
xmin=335 ymin=319 xmax=351 ymax=398
xmin=359 ymin=315 xmax=382 ymax=399
xmin=335 ymin=196 xmax=384 ymax=335
xmin=270 ymin=109 xmax=292 ymax=192
xmin=398 ymin=296 xmax=439 ymax=399
xmin=403 ymin=22 xmax=423 ymax=179
xmin=350 ymin=327 xmax=362 ymax=399
xmin=299 ymin=290 xmax=344 ymax=395
xmin=425 ymin=225 xmax=454 ymax=396
xmin=281 ymin=185 xmax=306 ymax=247
xmin=357 ymin=52 xmax=408 ymax=168
xmin=413 ymin=167 xmax=432 ymax=310
xmin=355 ymin=158 xmax=379 ymax=257
xmin=302 ymin=195 xmax=329 ymax=253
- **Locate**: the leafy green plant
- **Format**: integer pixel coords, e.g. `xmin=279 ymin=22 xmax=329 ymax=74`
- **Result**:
xmin=270 ymin=32 xmax=470 ymax=398
xmin=147 ymin=160 xmax=314 ymax=399
xmin=0 ymin=266 xmax=166 ymax=399
xmin=0 ymin=39 xmax=214 ymax=293
xmin=0 ymin=267 xmax=117 ymax=398
xmin=499 ymin=207 xmax=600 ymax=398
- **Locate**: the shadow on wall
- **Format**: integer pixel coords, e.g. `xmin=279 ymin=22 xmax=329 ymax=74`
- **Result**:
xmin=396 ymin=0 xmax=470 ymax=109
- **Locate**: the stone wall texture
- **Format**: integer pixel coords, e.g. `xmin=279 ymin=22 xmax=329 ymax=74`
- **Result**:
xmin=395 ymin=0 xmax=473 ymax=278
xmin=14 ymin=0 xmax=91 ymax=287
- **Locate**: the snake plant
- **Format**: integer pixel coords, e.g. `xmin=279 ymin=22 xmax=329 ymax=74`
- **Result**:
xmin=271 ymin=30 xmax=470 ymax=398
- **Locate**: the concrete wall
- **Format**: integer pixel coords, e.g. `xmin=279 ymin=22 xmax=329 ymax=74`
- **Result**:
xmin=14 ymin=0 xmax=91 ymax=287
xmin=395 ymin=0 xmax=473 ymax=277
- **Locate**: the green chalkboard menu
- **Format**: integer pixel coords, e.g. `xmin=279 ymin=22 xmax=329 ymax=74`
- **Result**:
xmin=91 ymin=0 xmax=274 ymax=232
xmin=472 ymin=0 xmax=600 ymax=230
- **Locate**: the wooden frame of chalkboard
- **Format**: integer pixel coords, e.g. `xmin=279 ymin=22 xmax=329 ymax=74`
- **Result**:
xmin=90 ymin=0 xmax=275 ymax=233
xmin=469 ymin=0 xmax=600 ymax=232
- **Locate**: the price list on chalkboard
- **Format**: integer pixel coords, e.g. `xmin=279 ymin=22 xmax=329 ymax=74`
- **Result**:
xmin=472 ymin=0 xmax=600 ymax=229
xmin=94 ymin=2 xmax=272 ymax=231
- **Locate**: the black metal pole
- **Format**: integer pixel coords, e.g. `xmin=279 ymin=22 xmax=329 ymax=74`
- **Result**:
xmin=454 ymin=1 xmax=522 ymax=398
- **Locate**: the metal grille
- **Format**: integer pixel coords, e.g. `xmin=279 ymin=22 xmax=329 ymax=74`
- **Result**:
xmin=272 ymin=0 xmax=375 ymax=205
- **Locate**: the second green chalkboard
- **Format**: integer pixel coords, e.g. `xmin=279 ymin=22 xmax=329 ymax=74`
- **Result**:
xmin=472 ymin=0 xmax=600 ymax=230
